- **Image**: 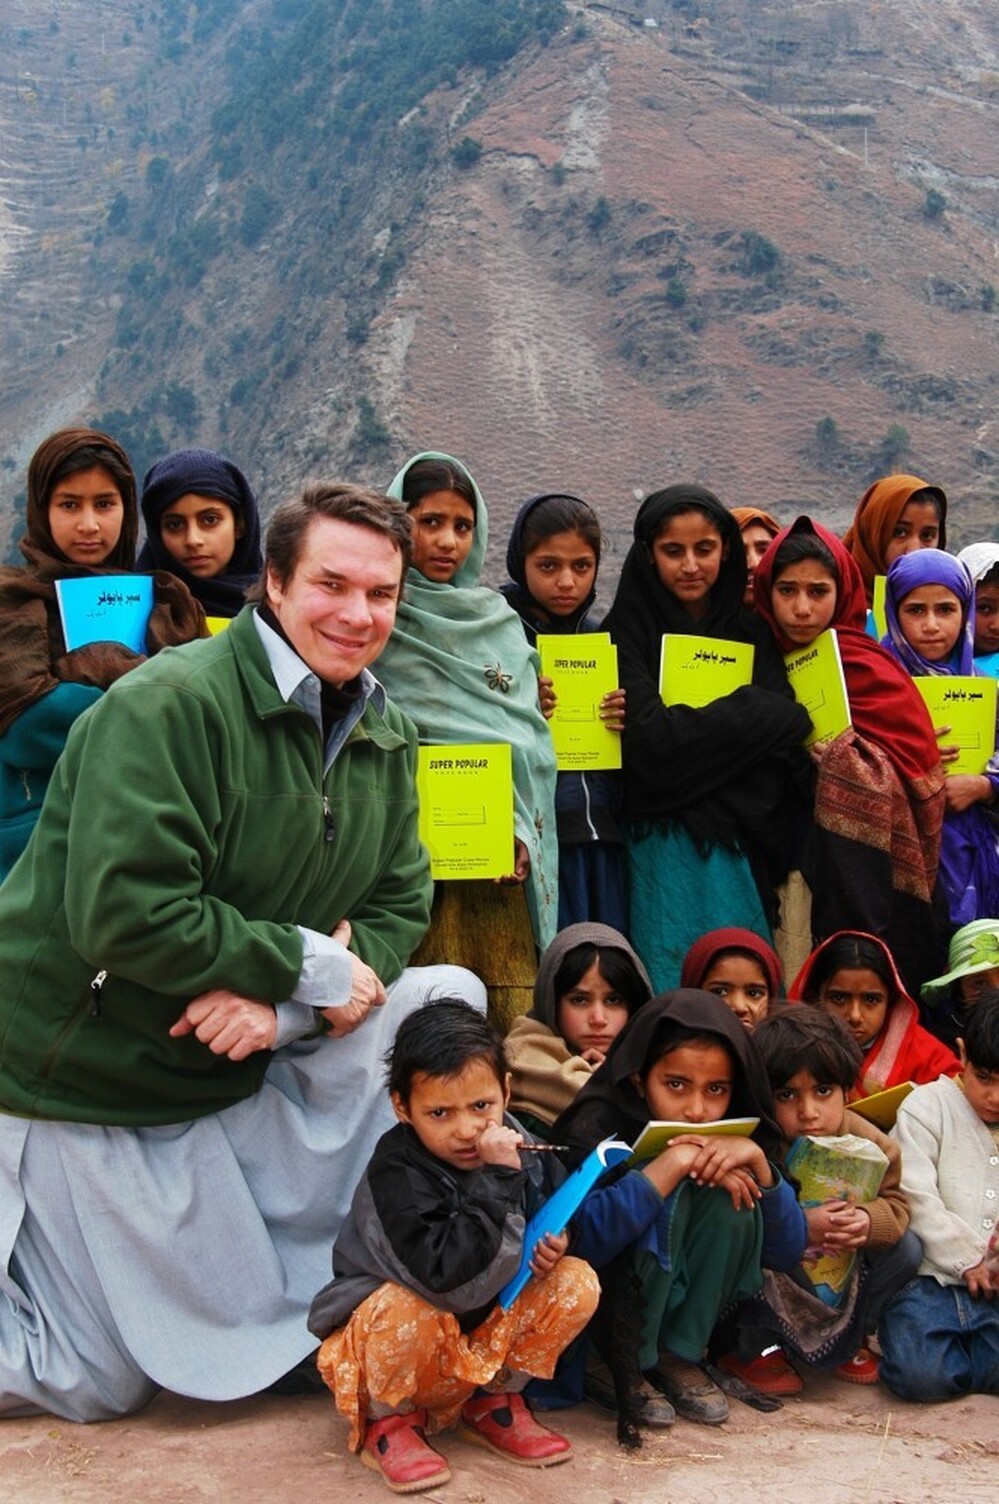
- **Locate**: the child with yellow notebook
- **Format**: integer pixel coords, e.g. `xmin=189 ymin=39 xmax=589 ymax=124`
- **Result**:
xmin=879 ymin=547 xmax=999 ymax=929
xmin=603 ymin=486 xmax=810 ymax=989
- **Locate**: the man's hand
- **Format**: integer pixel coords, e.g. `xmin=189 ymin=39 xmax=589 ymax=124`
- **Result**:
xmin=319 ymin=918 xmax=387 ymax=1037
xmin=169 ymin=990 xmax=277 ymax=1061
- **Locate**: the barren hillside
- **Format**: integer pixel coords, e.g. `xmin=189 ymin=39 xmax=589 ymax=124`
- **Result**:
xmin=1 ymin=0 xmax=997 ymax=587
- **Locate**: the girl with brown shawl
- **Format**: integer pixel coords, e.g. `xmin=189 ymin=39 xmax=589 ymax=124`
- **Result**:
xmin=842 ymin=473 xmax=947 ymax=606
xmin=731 ymin=505 xmax=781 ymax=610
xmin=0 ymin=428 xmax=204 ymax=877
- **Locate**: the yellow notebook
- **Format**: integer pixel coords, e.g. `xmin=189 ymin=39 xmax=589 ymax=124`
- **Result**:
xmin=626 ymin=1116 xmax=759 ymax=1165
xmin=416 ymin=743 xmax=514 ymax=881
xmin=914 ymin=676 xmax=997 ymax=775
xmin=784 ymin=629 xmax=851 ymax=747
xmin=537 ymin=632 xmax=621 ymax=772
xmin=872 ymin=575 xmax=888 ymax=640
xmin=659 ymin=635 xmax=754 ymax=709
xmin=849 ymin=1081 xmax=914 ymax=1131
xmin=205 ymin=615 xmax=232 ymax=635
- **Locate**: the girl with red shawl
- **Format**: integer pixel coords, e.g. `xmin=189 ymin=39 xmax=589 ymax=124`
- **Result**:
xmin=680 ymin=926 xmax=783 ymax=1031
xmin=789 ymin=931 xmax=959 ymax=1096
xmin=754 ymin=517 xmax=947 ymax=999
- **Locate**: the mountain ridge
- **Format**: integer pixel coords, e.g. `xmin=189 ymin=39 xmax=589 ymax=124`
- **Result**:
xmin=1 ymin=0 xmax=996 ymax=585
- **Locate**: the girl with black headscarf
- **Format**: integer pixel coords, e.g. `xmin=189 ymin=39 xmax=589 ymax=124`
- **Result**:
xmin=139 ymin=448 xmax=263 ymax=619
xmin=549 ymin=991 xmax=805 ymax=1432
xmin=502 ymin=491 xmax=627 ymax=931
xmin=603 ymin=485 xmax=810 ymax=992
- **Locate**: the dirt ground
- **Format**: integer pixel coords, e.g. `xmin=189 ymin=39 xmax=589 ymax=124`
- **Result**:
xmin=1 ymin=1374 xmax=994 ymax=1504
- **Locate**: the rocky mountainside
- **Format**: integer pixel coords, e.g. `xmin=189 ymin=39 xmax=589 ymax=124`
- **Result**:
xmin=1 ymin=0 xmax=997 ymax=589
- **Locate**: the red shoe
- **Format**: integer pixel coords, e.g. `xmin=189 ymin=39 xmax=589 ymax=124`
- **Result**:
xmin=717 ymin=1347 xmax=803 ymax=1396
xmin=834 ymin=1347 xmax=880 ymax=1385
xmin=460 ymin=1392 xmax=572 ymax=1467
xmin=361 ymin=1410 xmax=452 ymax=1494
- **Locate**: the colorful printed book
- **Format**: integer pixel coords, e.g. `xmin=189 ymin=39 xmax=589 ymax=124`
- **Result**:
xmin=659 ymin=634 xmax=754 ymax=709
xmin=784 ymin=629 xmax=851 ymax=747
xmin=627 ymin=1116 xmax=760 ymax=1165
xmin=416 ymin=743 xmax=514 ymax=880
xmin=914 ymin=676 xmax=997 ymax=776
xmin=785 ymin=1132 xmax=889 ymax=1308
xmin=537 ymin=632 xmax=621 ymax=772
xmin=55 ymin=575 xmax=154 ymax=656
xmin=499 ymin=1136 xmax=631 ymax=1309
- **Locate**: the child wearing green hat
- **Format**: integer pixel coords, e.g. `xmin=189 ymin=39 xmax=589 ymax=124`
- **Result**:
xmin=921 ymin=920 xmax=999 ymax=1052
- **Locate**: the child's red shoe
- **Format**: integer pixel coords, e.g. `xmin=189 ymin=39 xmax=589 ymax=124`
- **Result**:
xmin=460 ymin=1391 xmax=572 ymax=1467
xmin=361 ymin=1410 xmax=452 ymax=1494
xmin=834 ymin=1347 xmax=880 ymax=1385
xmin=717 ymin=1346 xmax=804 ymax=1396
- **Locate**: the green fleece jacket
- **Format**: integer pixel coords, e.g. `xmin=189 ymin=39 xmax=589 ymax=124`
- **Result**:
xmin=0 ymin=608 xmax=431 ymax=1126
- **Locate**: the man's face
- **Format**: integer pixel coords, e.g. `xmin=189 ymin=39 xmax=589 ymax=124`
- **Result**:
xmin=266 ymin=517 xmax=402 ymax=686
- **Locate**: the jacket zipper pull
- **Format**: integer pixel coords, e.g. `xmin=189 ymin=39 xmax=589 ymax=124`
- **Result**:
xmin=322 ymin=796 xmax=335 ymax=843
xmin=89 ymin=968 xmax=108 ymax=1018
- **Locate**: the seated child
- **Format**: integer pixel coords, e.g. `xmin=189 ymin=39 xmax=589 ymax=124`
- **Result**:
xmin=921 ymin=917 xmax=999 ymax=1052
xmin=718 ymin=1006 xmax=920 ymax=1394
xmin=552 ymin=991 xmax=806 ymax=1437
xmin=680 ymin=927 xmax=782 ymax=1031
xmin=790 ymin=931 xmax=959 ymax=1094
xmin=506 ymin=922 xmax=653 ymax=1137
xmin=878 ymin=993 xmax=999 ymax=1401
xmin=308 ymin=1000 xmax=599 ymax=1494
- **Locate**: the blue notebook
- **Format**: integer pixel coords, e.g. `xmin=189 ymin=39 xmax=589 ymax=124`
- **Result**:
xmin=55 ymin=575 xmax=154 ymax=656
xmin=498 ymin=1135 xmax=630 ymax=1309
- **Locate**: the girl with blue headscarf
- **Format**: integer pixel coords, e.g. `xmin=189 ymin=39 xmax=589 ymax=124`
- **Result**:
xmin=881 ymin=549 xmax=999 ymax=927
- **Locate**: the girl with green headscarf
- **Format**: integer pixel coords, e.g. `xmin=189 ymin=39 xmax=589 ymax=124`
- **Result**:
xmin=377 ymin=453 xmax=559 ymax=1024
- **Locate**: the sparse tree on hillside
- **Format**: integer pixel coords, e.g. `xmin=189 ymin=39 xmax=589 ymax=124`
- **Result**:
xmin=924 ymin=188 xmax=946 ymax=221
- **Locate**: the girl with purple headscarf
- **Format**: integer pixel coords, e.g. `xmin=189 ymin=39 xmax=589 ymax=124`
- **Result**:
xmin=882 ymin=549 xmax=999 ymax=927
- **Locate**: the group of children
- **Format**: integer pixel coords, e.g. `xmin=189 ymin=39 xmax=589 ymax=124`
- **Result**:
xmin=3 ymin=432 xmax=999 ymax=1490
xmin=308 ymin=951 xmax=999 ymax=1493
xmin=301 ymin=457 xmax=999 ymax=1491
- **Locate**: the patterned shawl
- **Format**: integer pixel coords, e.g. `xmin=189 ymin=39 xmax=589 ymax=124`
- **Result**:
xmin=755 ymin=516 xmax=945 ymax=904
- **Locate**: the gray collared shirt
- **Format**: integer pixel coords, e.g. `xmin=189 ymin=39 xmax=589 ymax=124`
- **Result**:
xmin=252 ymin=610 xmax=387 ymax=1046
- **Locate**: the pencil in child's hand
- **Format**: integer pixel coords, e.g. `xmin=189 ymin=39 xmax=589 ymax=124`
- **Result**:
xmin=518 ymin=1143 xmax=570 ymax=1153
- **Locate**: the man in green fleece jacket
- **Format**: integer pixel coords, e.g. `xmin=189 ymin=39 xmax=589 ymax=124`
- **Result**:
xmin=0 ymin=481 xmax=485 ymax=1422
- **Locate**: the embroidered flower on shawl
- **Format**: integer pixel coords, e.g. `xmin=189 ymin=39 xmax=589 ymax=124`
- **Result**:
xmin=484 ymin=662 xmax=513 ymax=693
